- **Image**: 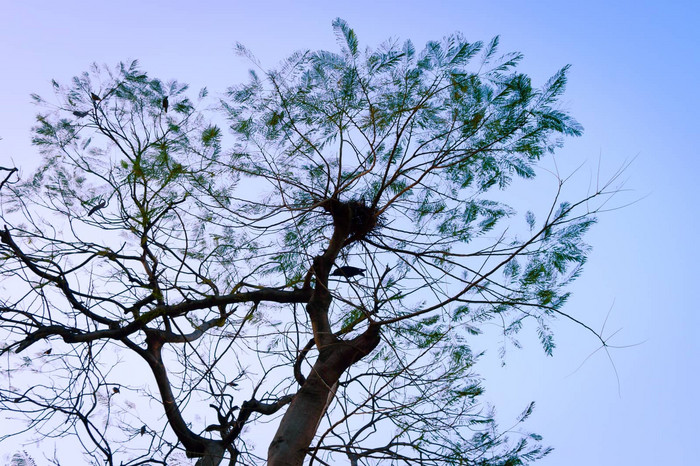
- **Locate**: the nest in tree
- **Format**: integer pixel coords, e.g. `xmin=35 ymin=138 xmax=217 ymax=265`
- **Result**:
xmin=324 ymin=198 xmax=381 ymax=242
xmin=347 ymin=199 xmax=380 ymax=239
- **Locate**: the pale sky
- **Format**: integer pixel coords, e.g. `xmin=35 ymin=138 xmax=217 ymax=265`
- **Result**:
xmin=0 ymin=0 xmax=697 ymax=464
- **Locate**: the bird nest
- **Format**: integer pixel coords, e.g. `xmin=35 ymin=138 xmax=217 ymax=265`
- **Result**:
xmin=347 ymin=199 xmax=380 ymax=238
xmin=324 ymin=198 xmax=381 ymax=241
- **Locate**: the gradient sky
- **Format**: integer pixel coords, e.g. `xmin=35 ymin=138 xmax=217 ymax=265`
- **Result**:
xmin=1 ymin=1 xmax=697 ymax=464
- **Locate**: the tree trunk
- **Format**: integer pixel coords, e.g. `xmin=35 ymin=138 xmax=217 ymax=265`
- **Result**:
xmin=194 ymin=443 xmax=226 ymax=466
xmin=267 ymin=327 xmax=380 ymax=466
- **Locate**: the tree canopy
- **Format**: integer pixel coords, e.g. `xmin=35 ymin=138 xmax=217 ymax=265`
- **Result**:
xmin=0 ymin=19 xmax=615 ymax=466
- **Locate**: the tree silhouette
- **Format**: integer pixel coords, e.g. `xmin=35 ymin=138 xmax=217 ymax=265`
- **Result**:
xmin=0 ymin=19 xmax=617 ymax=465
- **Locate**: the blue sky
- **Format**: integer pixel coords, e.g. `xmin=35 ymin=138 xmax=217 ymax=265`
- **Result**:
xmin=1 ymin=0 xmax=697 ymax=464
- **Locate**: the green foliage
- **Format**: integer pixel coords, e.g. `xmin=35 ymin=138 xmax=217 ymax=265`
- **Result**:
xmin=9 ymin=451 xmax=36 ymax=466
xmin=0 ymin=19 xmax=608 ymax=466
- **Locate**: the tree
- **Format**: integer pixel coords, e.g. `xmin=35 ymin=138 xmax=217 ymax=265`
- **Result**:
xmin=0 ymin=19 xmax=615 ymax=465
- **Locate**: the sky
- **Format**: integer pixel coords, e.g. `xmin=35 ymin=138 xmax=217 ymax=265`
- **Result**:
xmin=0 ymin=0 xmax=698 ymax=464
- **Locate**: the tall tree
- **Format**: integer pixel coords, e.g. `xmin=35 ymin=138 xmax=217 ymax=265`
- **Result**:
xmin=0 ymin=20 xmax=615 ymax=465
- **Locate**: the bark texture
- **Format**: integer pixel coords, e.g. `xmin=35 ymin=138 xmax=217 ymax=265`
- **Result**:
xmin=267 ymin=326 xmax=380 ymax=465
